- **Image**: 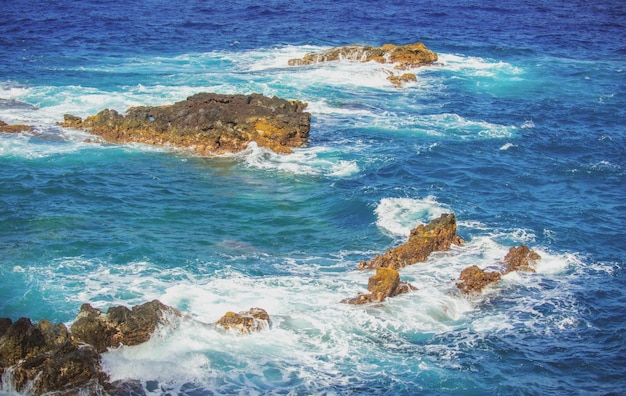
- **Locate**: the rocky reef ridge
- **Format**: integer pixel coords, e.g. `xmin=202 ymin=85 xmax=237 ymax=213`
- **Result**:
xmin=0 ymin=120 xmax=33 ymax=133
xmin=288 ymin=42 xmax=438 ymax=87
xmin=456 ymin=245 xmax=542 ymax=294
xmin=358 ymin=213 xmax=464 ymax=270
xmin=61 ymin=92 xmax=311 ymax=155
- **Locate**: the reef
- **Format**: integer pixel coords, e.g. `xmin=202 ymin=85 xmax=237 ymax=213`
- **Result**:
xmin=0 ymin=120 xmax=33 ymax=133
xmin=358 ymin=213 xmax=464 ymax=270
xmin=456 ymin=245 xmax=542 ymax=294
xmin=61 ymin=92 xmax=311 ymax=155
xmin=288 ymin=42 xmax=438 ymax=87
xmin=0 ymin=300 xmax=271 ymax=395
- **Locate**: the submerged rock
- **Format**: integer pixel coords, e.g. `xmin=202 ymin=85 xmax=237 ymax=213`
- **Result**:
xmin=216 ymin=308 xmax=271 ymax=333
xmin=61 ymin=92 xmax=311 ymax=155
xmin=456 ymin=245 xmax=542 ymax=294
xmin=0 ymin=120 xmax=32 ymax=133
xmin=342 ymin=267 xmax=416 ymax=305
xmin=358 ymin=213 xmax=464 ymax=270
xmin=70 ymin=299 xmax=182 ymax=353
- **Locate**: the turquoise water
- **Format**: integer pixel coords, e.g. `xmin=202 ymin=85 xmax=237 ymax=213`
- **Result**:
xmin=1 ymin=0 xmax=625 ymax=394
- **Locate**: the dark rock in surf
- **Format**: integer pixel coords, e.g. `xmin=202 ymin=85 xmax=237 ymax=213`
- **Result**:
xmin=502 ymin=245 xmax=541 ymax=274
xmin=288 ymin=42 xmax=437 ymax=87
xmin=342 ymin=267 xmax=416 ymax=305
xmin=0 ymin=120 xmax=33 ymax=133
xmin=357 ymin=213 xmax=464 ymax=270
xmin=456 ymin=265 xmax=502 ymax=294
xmin=0 ymin=317 xmax=107 ymax=395
xmin=216 ymin=307 xmax=271 ymax=333
xmin=61 ymin=92 xmax=311 ymax=155
xmin=70 ymin=299 xmax=182 ymax=353
xmin=456 ymin=245 xmax=542 ymax=294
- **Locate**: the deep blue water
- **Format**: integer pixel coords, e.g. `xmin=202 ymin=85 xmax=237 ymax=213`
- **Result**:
xmin=1 ymin=0 xmax=625 ymax=394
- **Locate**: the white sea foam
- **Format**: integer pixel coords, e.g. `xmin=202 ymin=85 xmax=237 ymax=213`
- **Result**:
xmin=438 ymin=53 xmax=524 ymax=78
xmin=374 ymin=196 xmax=450 ymax=238
xmin=236 ymin=142 xmax=359 ymax=177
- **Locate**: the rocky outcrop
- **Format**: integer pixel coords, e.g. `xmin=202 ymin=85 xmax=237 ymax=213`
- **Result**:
xmin=288 ymin=42 xmax=437 ymax=87
xmin=216 ymin=308 xmax=271 ymax=333
xmin=358 ymin=213 xmax=464 ymax=270
xmin=0 ymin=318 xmax=107 ymax=395
xmin=502 ymin=245 xmax=541 ymax=274
xmin=456 ymin=245 xmax=542 ymax=294
xmin=1 ymin=300 xmax=273 ymax=394
xmin=288 ymin=42 xmax=438 ymax=69
xmin=342 ymin=268 xmax=416 ymax=305
xmin=70 ymin=299 xmax=182 ymax=353
xmin=61 ymin=93 xmax=311 ymax=155
xmin=456 ymin=265 xmax=502 ymax=294
xmin=0 ymin=120 xmax=32 ymax=133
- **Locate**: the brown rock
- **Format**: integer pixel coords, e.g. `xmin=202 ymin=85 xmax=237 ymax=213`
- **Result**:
xmin=60 ymin=93 xmax=311 ymax=155
xmin=456 ymin=265 xmax=502 ymax=294
xmin=288 ymin=42 xmax=438 ymax=69
xmin=0 ymin=120 xmax=32 ymax=133
xmin=70 ymin=300 xmax=182 ymax=353
xmin=502 ymin=245 xmax=541 ymax=274
xmin=0 ymin=318 xmax=107 ymax=394
xmin=341 ymin=268 xmax=416 ymax=305
xmin=358 ymin=213 xmax=464 ymax=270
xmin=387 ymin=73 xmax=417 ymax=87
xmin=216 ymin=308 xmax=271 ymax=333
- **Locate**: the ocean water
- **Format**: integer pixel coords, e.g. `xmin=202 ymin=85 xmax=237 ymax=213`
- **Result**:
xmin=1 ymin=0 xmax=625 ymax=394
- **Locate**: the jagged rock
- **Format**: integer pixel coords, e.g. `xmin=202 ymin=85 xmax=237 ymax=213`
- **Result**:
xmin=502 ymin=245 xmax=541 ymax=274
xmin=387 ymin=73 xmax=417 ymax=87
xmin=341 ymin=268 xmax=416 ymax=305
xmin=288 ymin=42 xmax=437 ymax=87
xmin=358 ymin=213 xmax=464 ymax=270
xmin=70 ymin=300 xmax=182 ymax=353
xmin=216 ymin=308 xmax=270 ymax=333
xmin=456 ymin=265 xmax=502 ymax=294
xmin=0 ymin=120 xmax=33 ymax=133
xmin=0 ymin=318 xmax=107 ymax=395
xmin=0 ymin=318 xmax=12 ymax=338
xmin=456 ymin=245 xmax=542 ymax=295
xmin=288 ymin=42 xmax=437 ymax=69
xmin=61 ymin=92 xmax=311 ymax=155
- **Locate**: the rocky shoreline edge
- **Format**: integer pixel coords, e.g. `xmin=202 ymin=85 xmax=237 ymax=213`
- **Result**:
xmin=0 ymin=214 xmax=541 ymax=395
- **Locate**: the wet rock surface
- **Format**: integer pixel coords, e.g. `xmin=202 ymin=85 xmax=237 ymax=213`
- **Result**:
xmin=456 ymin=245 xmax=542 ymax=294
xmin=216 ymin=307 xmax=271 ymax=333
xmin=0 ymin=120 xmax=33 ymax=133
xmin=342 ymin=268 xmax=416 ymax=305
xmin=61 ymin=92 xmax=311 ymax=155
xmin=358 ymin=213 xmax=464 ymax=270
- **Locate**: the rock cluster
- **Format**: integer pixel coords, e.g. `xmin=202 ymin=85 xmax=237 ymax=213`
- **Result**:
xmin=0 ymin=120 xmax=32 ymax=133
xmin=456 ymin=245 xmax=542 ymax=294
xmin=358 ymin=213 xmax=464 ymax=270
xmin=288 ymin=42 xmax=438 ymax=87
xmin=0 ymin=300 xmax=271 ymax=395
xmin=61 ymin=93 xmax=311 ymax=155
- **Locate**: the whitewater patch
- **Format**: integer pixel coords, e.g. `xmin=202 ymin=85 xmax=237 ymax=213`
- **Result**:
xmin=235 ymin=142 xmax=359 ymax=177
xmin=374 ymin=196 xmax=452 ymax=238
